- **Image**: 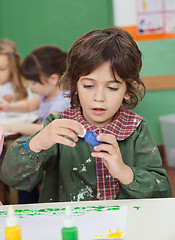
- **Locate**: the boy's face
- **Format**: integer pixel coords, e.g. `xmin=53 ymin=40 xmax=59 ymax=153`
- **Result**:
xmin=77 ymin=61 xmax=130 ymax=127
xmin=0 ymin=55 xmax=11 ymax=85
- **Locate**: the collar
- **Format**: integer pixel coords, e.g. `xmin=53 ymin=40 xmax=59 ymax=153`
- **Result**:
xmin=60 ymin=107 xmax=143 ymax=141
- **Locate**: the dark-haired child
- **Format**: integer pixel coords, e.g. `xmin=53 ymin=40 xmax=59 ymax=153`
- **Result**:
xmin=1 ymin=27 xmax=172 ymax=202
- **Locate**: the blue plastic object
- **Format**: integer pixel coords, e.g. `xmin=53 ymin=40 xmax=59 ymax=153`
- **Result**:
xmin=79 ymin=129 xmax=106 ymax=147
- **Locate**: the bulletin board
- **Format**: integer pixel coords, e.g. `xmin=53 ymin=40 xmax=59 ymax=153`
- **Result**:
xmin=123 ymin=0 xmax=175 ymax=41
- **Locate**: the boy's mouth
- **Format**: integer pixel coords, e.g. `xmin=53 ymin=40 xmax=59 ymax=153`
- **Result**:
xmin=92 ymin=108 xmax=106 ymax=115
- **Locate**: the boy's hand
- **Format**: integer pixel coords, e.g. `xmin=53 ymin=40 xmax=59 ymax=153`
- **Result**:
xmin=29 ymin=119 xmax=84 ymax=152
xmin=91 ymin=133 xmax=134 ymax=185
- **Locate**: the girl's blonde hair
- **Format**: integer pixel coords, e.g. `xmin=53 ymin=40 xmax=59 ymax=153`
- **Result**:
xmin=0 ymin=39 xmax=27 ymax=100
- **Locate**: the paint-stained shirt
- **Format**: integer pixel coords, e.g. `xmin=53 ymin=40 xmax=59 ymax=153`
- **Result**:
xmin=1 ymin=107 xmax=172 ymax=202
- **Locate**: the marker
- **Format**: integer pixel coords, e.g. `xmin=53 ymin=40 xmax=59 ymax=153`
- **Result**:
xmin=79 ymin=128 xmax=106 ymax=147
xmin=61 ymin=206 xmax=78 ymax=240
xmin=4 ymin=205 xmax=22 ymax=240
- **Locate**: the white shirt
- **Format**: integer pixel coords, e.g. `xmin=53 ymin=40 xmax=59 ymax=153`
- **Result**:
xmin=0 ymin=82 xmax=14 ymax=100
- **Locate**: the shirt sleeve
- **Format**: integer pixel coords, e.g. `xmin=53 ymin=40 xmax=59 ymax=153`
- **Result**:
xmin=1 ymin=113 xmax=59 ymax=192
xmin=118 ymin=120 xmax=172 ymax=199
xmin=49 ymin=96 xmax=71 ymax=113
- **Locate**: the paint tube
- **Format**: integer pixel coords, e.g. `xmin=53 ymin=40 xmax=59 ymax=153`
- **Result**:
xmin=61 ymin=206 xmax=78 ymax=240
xmin=4 ymin=205 xmax=22 ymax=240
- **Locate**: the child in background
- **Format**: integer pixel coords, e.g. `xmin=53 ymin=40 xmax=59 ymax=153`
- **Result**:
xmin=0 ymin=45 xmax=70 ymax=136
xmin=0 ymin=123 xmax=4 ymax=156
xmin=0 ymin=123 xmax=4 ymax=205
xmin=1 ymin=27 xmax=172 ymax=202
xmin=0 ymin=39 xmax=28 ymax=102
xmin=0 ymin=39 xmax=32 ymax=205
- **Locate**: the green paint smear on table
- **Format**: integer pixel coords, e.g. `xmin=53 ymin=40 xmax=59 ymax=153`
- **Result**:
xmin=133 ymin=206 xmax=140 ymax=210
xmin=0 ymin=205 xmax=121 ymax=218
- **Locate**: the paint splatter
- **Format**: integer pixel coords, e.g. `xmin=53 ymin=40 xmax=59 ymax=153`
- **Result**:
xmin=23 ymin=140 xmax=31 ymax=152
xmin=156 ymin=179 xmax=161 ymax=184
xmin=13 ymin=141 xmax=17 ymax=148
xmin=18 ymin=167 xmax=23 ymax=173
xmin=107 ymin=228 xmax=124 ymax=238
xmin=93 ymin=227 xmax=124 ymax=239
xmin=85 ymin=158 xmax=91 ymax=163
xmin=80 ymin=164 xmax=86 ymax=172
xmin=76 ymin=186 xmax=93 ymax=201
xmin=133 ymin=206 xmax=140 ymax=210
xmin=0 ymin=205 xmax=121 ymax=218
xmin=93 ymin=234 xmax=104 ymax=238
xmin=147 ymin=147 xmax=157 ymax=156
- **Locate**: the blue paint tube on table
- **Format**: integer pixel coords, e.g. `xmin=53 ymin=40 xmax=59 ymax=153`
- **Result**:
xmin=79 ymin=128 xmax=106 ymax=147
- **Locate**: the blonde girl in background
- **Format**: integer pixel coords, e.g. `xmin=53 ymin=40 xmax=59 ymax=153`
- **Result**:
xmin=0 ymin=123 xmax=4 ymax=156
xmin=0 ymin=39 xmax=33 ymax=205
xmin=0 ymin=39 xmax=28 ymax=102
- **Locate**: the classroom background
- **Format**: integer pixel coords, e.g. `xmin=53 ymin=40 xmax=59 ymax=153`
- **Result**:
xmin=1 ymin=0 xmax=175 ymax=196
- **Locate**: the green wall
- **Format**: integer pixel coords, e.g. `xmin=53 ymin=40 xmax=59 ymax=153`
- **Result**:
xmin=135 ymin=39 xmax=175 ymax=144
xmin=1 ymin=0 xmax=175 ymax=145
xmin=0 ymin=0 xmax=113 ymax=57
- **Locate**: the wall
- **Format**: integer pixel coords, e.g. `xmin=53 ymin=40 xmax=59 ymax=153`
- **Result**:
xmin=113 ymin=0 xmax=175 ymax=145
xmin=1 ymin=0 xmax=175 ymax=144
xmin=0 ymin=0 xmax=113 ymax=58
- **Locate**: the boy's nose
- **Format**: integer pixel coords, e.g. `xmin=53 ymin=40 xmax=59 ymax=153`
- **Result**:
xmin=94 ymin=88 xmax=105 ymax=102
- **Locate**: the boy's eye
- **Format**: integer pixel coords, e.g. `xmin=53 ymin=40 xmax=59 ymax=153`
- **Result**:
xmin=83 ymin=84 xmax=94 ymax=88
xmin=108 ymin=87 xmax=118 ymax=91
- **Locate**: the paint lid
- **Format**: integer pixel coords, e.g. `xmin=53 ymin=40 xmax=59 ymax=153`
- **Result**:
xmin=63 ymin=206 xmax=75 ymax=228
xmin=6 ymin=205 xmax=18 ymax=227
xmin=78 ymin=128 xmax=86 ymax=138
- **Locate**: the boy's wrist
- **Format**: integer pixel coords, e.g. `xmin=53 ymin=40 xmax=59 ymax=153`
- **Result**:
xmin=116 ymin=164 xmax=134 ymax=185
xmin=29 ymin=137 xmax=41 ymax=153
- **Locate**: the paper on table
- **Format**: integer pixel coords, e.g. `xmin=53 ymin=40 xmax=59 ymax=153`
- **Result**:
xmin=0 ymin=205 xmax=127 ymax=240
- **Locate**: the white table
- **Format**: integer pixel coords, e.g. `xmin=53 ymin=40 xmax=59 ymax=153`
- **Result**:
xmin=0 ymin=198 xmax=174 ymax=240
xmin=0 ymin=111 xmax=38 ymax=137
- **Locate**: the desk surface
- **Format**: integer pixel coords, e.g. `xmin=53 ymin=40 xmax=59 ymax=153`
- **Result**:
xmin=0 ymin=198 xmax=175 ymax=240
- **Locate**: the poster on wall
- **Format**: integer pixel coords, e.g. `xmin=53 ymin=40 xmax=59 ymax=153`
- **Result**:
xmin=137 ymin=0 xmax=175 ymax=35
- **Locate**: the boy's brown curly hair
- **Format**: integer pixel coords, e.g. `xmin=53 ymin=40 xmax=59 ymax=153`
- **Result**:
xmin=60 ymin=26 xmax=146 ymax=109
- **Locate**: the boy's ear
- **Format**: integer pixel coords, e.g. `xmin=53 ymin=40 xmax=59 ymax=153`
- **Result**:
xmin=49 ymin=74 xmax=60 ymax=85
xmin=124 ymin=92 xmax=130 ymax=100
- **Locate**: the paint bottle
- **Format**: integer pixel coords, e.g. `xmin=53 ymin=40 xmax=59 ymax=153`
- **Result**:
xmin=4 ymin=205 xmax=22 ymax=240
xmin=79 ymin=128 xmax=106 ymax=147
xmin=61 ymin=206 xmax=78 ymax=240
